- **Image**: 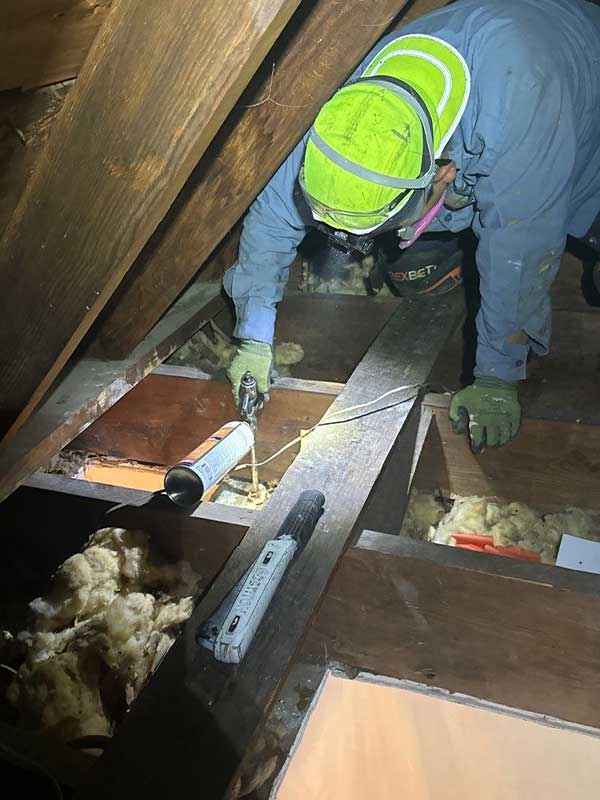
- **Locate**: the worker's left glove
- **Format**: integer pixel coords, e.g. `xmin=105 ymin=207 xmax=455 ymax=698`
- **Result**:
xmin=449 ymin=377 xmax=521 ymax=454
xmin=227 ymin=339 xmax=272 ymax=400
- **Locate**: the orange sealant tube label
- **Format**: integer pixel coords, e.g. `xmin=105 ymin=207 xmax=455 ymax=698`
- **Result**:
xmin=179 ymin=421 xmax=241 ymax=466
xmin=178 ymin=420 xmax=254 ymax=491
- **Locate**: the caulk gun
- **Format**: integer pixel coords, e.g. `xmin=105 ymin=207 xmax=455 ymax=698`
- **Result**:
xmin=197 ymin=490 xmax=325 ymax=663
xmin=163 ymin=371 xmax=266 ymax=507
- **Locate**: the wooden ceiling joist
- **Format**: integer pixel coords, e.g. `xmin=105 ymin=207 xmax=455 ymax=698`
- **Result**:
xmin=0 ymin=0 xmax=303 ymax=441
xmin=308 ymin=531 xmax=600 ymax=728
xmin=92 ymin=0 xmax=435 ymax=359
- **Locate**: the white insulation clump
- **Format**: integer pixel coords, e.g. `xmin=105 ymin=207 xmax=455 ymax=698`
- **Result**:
xmin=169 ymin=318 xmax=304 ymax=377
xmin=402 ymin=492 xmax=600 ymax=564
xmin=6 ymin=527 xmax=196 ymax=740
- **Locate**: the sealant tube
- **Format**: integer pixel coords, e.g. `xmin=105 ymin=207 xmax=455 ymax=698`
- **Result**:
xmin=164 ymin=421 xmax=254 ymax=507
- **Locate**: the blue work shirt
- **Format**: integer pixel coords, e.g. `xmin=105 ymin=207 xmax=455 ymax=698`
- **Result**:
xmin=224 ymin=0 xmax=600 ymax=381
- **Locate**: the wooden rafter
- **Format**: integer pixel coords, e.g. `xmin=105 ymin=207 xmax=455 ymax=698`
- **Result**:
xmin=92 ymin=0 xmax=450 ymax=359
xmin=1 ymin=1 xmax=112 ymax=91
xmin=0 ymin=0 xmax=303 ymax=439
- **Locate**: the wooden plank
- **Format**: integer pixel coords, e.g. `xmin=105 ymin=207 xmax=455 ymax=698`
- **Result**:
xmin=77 ymin=293 xmax=463 ymax=800
xmin=428 ymin=309 xmax=600 ymax=426
xmin=307 ymin=531 xmax=600 ymax=729
xmin=0 ymin=283 xmax=223 ymax=502
xmin=1 ymin=1 xmax=111 ymax=91
xmin=23 ymin=471 xmax=257 ymax=530
xmin=350 ymin=399 xmax=423 ymax=537
xmin=91 ymin=0 xmax=438 ymax=359
xmin=427 ymin=249 xmax=600 ymax=425
xmin=273 ymin=672 xmax=600 ymax=799
xmin=154 ymin=364 xmax=345 ymax=397
xmin=71 ymin=373 xmax=336 ymax=482
xmin=168 ymin=292 xmax=400 ymax=384
xmin=551 ymin=249 xmax=599 ymax=314
xmin=0 ymin=0 xmax=304 ymax=438
xmin=522 ymin=308 xmax=600 ymax=424
xmin=83 ymin=458 xmax=166 ymax=492
xmin=414 ymin=394 xmax=600 ymax=513
xmin=0 ymin=82 xmax=73 ymax=234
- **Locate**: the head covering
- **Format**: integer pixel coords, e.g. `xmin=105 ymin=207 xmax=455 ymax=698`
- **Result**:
xmin=301 ymin=34 xmax=471 ymax=234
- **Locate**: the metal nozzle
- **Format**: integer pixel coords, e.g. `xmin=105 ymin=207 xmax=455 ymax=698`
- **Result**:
xmin=239 ymin=371 xmax=257 ymax=427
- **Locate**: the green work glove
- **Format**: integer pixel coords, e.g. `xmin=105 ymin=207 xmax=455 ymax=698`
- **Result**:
xmin=449 ymin=377 xmax=521 ymax=454
xmin=227 ymin=339 xmax=272 ymax=400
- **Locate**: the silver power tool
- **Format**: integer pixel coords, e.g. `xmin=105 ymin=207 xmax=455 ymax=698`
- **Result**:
xmin=238 ymin=370 xmax=266 ymax=491
xmin=238 ymin=370 xmax=265 ymax=431
xmin=197 ymin=490 xmax=325 ymax=663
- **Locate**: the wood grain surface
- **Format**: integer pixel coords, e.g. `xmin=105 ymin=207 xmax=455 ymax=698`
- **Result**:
xmin=414 ymin=394 xmax=600 ymax=513
xmin=0 ymin=83 xmax=72 ymax=233
xmin=72 ymin=372 xmax=336 ymax=481
xmin=208 ymin=292 xmax=401 ymax=383
xmin=92 ymin=0 xmax=439 ymax=357
xmin=307 ymin=532 xmax=600 ymax=729
xmin=0 ymin=0 xmax=302 ymax=437
xmin=1 ymin=1 xmax=112 ymax=91
xmin=76 ymin=294 xmax=463 ymax=800
xmin=275 ymin=674 xmax=600 ymax=799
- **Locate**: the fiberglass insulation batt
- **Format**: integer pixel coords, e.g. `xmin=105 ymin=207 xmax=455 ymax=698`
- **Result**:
xmin=401 ymin=493 xmax=600 ymax=564
xmin=5 ymin=527 xmax=197 ymax=740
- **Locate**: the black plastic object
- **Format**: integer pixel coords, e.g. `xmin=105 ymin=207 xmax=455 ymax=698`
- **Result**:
xmin=371 ymin=234 xmax=464 ymax=298
xmin=315 ymin=222 xmax=375 ymax=256
xmin=278 ymin=489 xmax=325 ymax=549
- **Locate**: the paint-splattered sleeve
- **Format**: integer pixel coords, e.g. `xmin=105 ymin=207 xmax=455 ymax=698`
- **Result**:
xmin=222 ymin=134 xmax=311 ymax=344
xmin=470 ymin=48 xmax=576 ymax=382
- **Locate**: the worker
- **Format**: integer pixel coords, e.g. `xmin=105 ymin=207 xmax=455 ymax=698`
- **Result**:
xmin=225 ymin=0 xmax=600 ymax=453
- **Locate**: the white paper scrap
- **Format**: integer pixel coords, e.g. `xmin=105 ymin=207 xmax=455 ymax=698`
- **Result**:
xmin=556 ymin=534 xmax=600 ymax=575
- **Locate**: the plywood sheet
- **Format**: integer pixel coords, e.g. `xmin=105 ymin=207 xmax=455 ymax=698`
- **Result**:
xmin=276 ymin=673 xmax=600 ymax=799
xmin=71 ymin=374 xmax=335 ymax=482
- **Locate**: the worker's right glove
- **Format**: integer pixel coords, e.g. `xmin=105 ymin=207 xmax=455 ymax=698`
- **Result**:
xmin=449 ymin=377 xmax=521 ymax=454
xmin=227 ymin=339 xmax=272 ymax=400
